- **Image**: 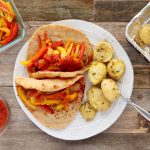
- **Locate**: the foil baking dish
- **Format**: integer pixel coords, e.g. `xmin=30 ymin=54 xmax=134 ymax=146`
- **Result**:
xmin=125 ymin=2 xmax=150 ymax=62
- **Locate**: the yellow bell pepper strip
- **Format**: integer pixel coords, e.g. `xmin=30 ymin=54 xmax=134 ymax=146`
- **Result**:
xmin=65 ymin=38 xmax=72 ymax=49
xmin=0 ymin=27 xmax=10 ymax=36
xmin=67 ymin=43 xmax=73 ymax=56
xmin=17 ymin=86 xmax=36 ymax=110
xmin=5 ymin=2 xmax=15 ymax=17
xmin=53 ymin=50 xmax=60 ymax=55
xmin=56 ymin=104 xmax=64 ymax=111
xmin=31 ymin=98 xmax=61 ymax=106
xmin=56 ymin=46 xmax=67 ymax=58
xmin=78 ymin=43 xmax=85 ymax=61
xmin=74 ymin=44 xmax=80 ymax=58
xmin=1 ymin=17 xmax=7 ymax=27
xmin=20 ymin=60 xmax=31 ymax=66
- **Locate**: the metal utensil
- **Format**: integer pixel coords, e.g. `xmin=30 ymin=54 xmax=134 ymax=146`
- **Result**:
xmin=121 ymin=95 xmax=150 ymax=122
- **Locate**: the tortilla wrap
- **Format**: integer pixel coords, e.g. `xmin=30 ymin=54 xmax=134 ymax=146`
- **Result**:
xmin=16 ymin=75 xmax=83 ymax=92
xmin=27 ymin=24 xmax=93 ymax=78
xmin=16 ymin=76 xmax=85 ymax=129
xmin=30 ymin=66 xmax=88 ymax=79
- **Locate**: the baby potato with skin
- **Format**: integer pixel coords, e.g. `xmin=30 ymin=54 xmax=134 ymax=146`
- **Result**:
xmin=79 ymin=102 xmax=96 ymax=121
xmin=107 ymin=59 xmax=125 ymax=80
xmin=87 ymin=86 xmax=111 ymax=112
xmin=94 ymin=41 xmax=113 ymax=62
xmin=101 ymin=79 xmax=121 ymax=102
xmin=88 ymin=61 xmax=107 ymax=85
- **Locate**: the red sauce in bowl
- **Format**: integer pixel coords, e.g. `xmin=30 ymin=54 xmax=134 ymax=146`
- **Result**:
xmin=0 ymin=98 xmax=9 ymax=130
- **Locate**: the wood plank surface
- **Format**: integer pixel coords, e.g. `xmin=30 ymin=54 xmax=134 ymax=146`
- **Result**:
xmin=0 ymin=21 xmax=150 ymax=149
xmin=13 ymin=0 xmax=149 ymax=22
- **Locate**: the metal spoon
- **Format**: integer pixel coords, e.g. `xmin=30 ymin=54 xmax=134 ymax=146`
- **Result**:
xmin=121 ymin=95 xmax=150 ymax=122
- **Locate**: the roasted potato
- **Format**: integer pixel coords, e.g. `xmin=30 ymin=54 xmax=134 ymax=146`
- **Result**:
xmin=94 ymin=41 xmax=113 ymax=62
xmin=79 ymin=102 xmax=96 ymax=121
xmin=139 ymin=24 xmax=150 ymax=44
xmin=107 ymin=59 xmax=125 ymax=80
xmin=87 ymin=86 xmax=111 ymax=112
xmin=88 ymin=61 xmax=107 ymax=85
xmin=134 ymin=33 xmax=146 ymax=48
xmin=101 ymin=79 xmax=120 ymax=102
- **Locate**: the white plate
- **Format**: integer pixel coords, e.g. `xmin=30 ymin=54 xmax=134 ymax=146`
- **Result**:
xmin=13 ymin=19 xmax=134 ymax=140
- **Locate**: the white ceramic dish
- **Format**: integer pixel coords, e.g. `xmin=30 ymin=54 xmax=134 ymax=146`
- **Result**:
xmin=13 ymin=19 xmax=134 ymax=140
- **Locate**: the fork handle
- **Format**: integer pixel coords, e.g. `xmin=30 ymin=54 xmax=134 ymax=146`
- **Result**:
xmin=129 ymin=101 xmax=150 ymax=122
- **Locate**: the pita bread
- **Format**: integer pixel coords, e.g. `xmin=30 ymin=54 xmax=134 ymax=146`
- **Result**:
xmin=16 ymin=77 xmax=85 ymax=129
xmin=16 ymin=75 xmax=83 ymax=92
xmin=27 ymin=24 xmax=93 ymax=78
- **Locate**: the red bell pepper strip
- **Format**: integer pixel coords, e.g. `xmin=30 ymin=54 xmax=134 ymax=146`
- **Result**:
xmin=28 ymin=46 xmax=48 ymax=67
xmin=37 ymin=34 xmax=42 ymax=50
xmin=71 ymin=46 xmax=76 ymax=56
xmin=51 ymin=41 xmax=64 ymax=49
xmin=0 ymin=22 xmax=18 ymax=45
xmin=39 ymin=105 xmax=54 ymax=114
xmin=44 ymin=31 xmax=48 ymax=41
xmin=78 ymin=43 xmax=85 ymax=61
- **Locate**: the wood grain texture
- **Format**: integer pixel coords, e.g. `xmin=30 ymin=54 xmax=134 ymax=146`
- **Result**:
xmin=14 ymin=0 xmax=94 ymax=21
xmin=94 ymin=0 xmax=149 ymax=22
xmin=13 ymin=0 xmax=149 ymax=22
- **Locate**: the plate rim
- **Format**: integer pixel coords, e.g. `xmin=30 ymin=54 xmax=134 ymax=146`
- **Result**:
xmin=13 ymin=19 xmax=134 ymax=140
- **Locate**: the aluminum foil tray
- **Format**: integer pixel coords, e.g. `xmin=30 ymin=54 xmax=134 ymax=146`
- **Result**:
xmin=125 ymin=2 xmax=150 ymax=62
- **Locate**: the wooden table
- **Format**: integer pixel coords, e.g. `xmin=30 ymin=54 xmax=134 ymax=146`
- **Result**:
xmin=0 ymin=0 xmax=150 ymax=149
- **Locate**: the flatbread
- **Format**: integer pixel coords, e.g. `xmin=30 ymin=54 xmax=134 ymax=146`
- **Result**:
xmin=16 ymin=75 xmax=83 ymax=92
xmin=27 ymin=24 xmax=93 ymax=78
xmin=30 ymin=66 xmax=88 ymax=79
xmin=16 ymin=77 xmax=85 ymax=129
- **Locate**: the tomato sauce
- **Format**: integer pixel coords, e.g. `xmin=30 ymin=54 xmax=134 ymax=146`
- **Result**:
xmin=0 ymin=98 xmax=9 ymax=129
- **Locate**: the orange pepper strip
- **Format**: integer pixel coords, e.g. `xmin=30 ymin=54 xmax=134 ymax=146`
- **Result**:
xmin=28 ymin=46 xmax=48 ymax=67
xmin=65 ymin=37 xmax=72 ymax=50
xmin=5 ymin=2 xmax=15 ymax=17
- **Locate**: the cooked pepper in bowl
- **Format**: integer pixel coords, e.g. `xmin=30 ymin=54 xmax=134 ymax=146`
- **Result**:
xmin=0 ymin=0 xmax=19 ymax=46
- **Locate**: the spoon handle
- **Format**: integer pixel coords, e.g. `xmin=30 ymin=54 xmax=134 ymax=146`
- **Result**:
xmin=128 ymin=101 xmax=150 ymax=122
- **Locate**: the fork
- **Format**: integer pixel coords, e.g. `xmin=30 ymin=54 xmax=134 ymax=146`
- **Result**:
xmin=121 ymin=95 xmax=150 ymax=122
